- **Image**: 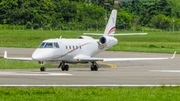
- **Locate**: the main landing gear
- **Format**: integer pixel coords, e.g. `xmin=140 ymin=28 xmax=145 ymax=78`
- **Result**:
xmin=39 ymin=61 xmax=46 ymax=71
xmin=39 ymin=61 xmax=99 ymax=71
xmin=90 ymin=61 xmax=99 ymax=71
xmin=58 ymin=62 xmax=69 ymax=71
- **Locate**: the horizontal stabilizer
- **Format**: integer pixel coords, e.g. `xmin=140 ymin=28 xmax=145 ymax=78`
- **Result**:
xmin=83 ymin=33 xmax=104 ymax=36
xmin=4 ymin=51 xmax=33 ymax=61
xmin=83 ymin=33 xmax=148 ymax=36
xmin=108 ymin=33 xmax=148 ymax=36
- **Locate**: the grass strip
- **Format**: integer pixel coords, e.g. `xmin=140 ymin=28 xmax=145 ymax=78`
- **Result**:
xmin=0 ymin=30 xmax=180 ymax=53
xmin=0 ymin=87 xmax=180 ymax=101
xmin=0 ymin=58 xmax=55 ymax=69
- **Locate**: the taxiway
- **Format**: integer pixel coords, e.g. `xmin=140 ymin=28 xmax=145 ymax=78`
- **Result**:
xmin=0 ymin=47 xmax=180 ymax=87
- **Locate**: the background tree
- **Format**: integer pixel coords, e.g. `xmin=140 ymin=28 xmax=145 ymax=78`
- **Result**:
xmin=116 ymin=11 xmax=132 ymax=30
xmin=151 ymin=14 xmax=171 ymax=29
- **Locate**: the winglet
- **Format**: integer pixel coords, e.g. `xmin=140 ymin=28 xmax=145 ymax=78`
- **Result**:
xmin=171 ymin=51 xmax=176 ymax=59
xmin=4 ymin=51 xmax=7 ymax=58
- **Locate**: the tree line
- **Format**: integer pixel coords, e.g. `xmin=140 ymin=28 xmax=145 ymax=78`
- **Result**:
xmin=114 ymin=0 xmax=180 ymax=31
xmin=0 ymin=0 xmax=180 ymax=31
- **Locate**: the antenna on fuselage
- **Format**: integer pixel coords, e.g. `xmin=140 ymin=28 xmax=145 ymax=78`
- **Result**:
xmin=60 ymin=36 xmax=62 ymax=39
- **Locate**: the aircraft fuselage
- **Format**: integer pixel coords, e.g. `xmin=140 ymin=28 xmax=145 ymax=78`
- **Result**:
xmin=32 ymin=38 xmax=103 ymax=62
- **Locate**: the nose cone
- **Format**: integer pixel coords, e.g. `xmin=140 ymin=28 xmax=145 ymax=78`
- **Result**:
xmin=32 ymin=52 xmax=43 ymax=60
xmin=32 ymin=49 xmax=52 ymax=60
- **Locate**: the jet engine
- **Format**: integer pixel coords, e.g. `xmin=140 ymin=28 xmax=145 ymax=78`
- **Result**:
xmin=99 ymin=36 xmax=118 ymax=47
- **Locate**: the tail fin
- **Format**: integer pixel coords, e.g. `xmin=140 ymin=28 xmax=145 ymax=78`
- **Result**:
xmin=104 ymin=10 xmax=117 ymax=36
xmin=83 ymin=10 xmax=148 ymax=37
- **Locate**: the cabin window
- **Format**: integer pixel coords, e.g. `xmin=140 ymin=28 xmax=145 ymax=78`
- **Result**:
xmin=66 ymin=46 xmax=68 ymax=49
xmin=73 ymin=46 xmax=75 ymax=49
xmin=69 ymin=46 xmax=71 ymax=49
xmin=76 ymin=46 xmax=78 ymax=49
xmin=54 ymin=43 xmax=59 ymax=48
xmin=79 ymin=46 xmax=81 ymax=49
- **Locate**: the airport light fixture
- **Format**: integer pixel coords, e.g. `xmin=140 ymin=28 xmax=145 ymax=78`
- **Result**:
xmin=104 ymin=3 xmax=109 ymax=28
xmin=172 ymin=17 xmax=174 ymax=33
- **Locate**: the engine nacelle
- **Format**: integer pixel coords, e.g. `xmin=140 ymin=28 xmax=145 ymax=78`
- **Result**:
xmin=77 ymin=36 xmax=94 ymax=40
xmin=99 ymin=36 xmax=118 ymax=47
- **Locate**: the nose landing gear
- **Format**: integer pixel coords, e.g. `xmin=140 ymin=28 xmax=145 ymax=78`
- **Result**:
xmin=58 ymin=62 xmax=69 ymax=71
xmin=39 ymin=61 xmax=46 ymax=71
xmin=40 ymin=66 xmax=46 ymax=71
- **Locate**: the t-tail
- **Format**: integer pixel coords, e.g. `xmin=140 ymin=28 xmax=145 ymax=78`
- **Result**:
xmin=103 ymin=10 xmax=117 ymax=36
xmin=83 ymin=10 xmax=148 ymax=36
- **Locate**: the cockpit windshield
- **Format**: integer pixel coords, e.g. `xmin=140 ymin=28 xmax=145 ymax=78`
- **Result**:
xmin=38 ymin=42 xmax=59 ymax=48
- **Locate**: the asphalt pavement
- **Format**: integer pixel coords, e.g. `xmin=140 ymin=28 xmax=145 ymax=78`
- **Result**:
xmin=0 ymin=47 xmax=180 ymax=87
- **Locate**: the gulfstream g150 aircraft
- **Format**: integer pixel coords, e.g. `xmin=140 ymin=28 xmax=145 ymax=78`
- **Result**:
xmin=4 ymin=10 xmax=176 ymax=71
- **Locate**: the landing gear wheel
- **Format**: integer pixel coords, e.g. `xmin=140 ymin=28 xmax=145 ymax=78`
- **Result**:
xmin=64 ymin=65 xmax=69 ymax=71
xmin=61 ymin=65 xmax=65 ymax=71
xmin=91 ymin=65 xmax=94 ymax=71
xmin=94 ymin=65 xmax=98 ymax=71
xmin=40 ymin=66 xmax=46 ymax=71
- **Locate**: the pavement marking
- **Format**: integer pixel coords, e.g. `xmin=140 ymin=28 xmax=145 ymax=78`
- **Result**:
xmin=149 ymin=70 xmax=180 ymax=73
xmin=97 ymin=62 xmax=116 ymax=68
xmin=0 ymin=72 xmax=72 ymax=76
xmin=0 ymin=84 xmax=180 ymax=87
xmin=113 ymin=65 xmax=117 ymax=68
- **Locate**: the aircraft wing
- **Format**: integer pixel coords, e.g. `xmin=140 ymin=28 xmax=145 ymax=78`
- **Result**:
xmin=77 ymin=51 xmax=176 ymax=62
xmin=4 ymin=51 xmax=33 ymax=61
xmin=83 ymin=33 xmax=147 ymax=36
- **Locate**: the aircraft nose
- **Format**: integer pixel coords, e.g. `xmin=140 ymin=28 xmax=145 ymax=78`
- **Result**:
xmin=32 ymin=52 xmax=43 ymax=60
xmin=32 ymin=49 xmax=53 ymax=60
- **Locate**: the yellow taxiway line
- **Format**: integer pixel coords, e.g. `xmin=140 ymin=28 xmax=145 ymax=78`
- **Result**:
xmin=97 ymin=62 xmax=116 ymax=68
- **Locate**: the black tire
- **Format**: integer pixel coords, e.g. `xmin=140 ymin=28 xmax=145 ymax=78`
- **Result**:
xmin=61 ymin=65 xmax=65 ymax=71
xmin=65 ymin=65 xmax=69 ymax=71
xmin=40 ymin=66 xmax=46 ymax=71
xmin=91 ymin=65 xmax=94 ymax=71
xmin=94 ymin=65 xmax=98 ymax=71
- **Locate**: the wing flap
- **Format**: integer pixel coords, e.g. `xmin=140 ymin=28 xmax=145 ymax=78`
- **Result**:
xmin=83 ymin=33 xmax=104 ymax=36
xmin=103 ymin=57 xmax=170 ymax=62
xmin=77 ymin=58 xmax=104 ymax=62
xmin=77 ymin=51 xmax=176 ymax=62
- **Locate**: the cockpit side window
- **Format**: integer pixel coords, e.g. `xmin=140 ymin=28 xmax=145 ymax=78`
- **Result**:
xmin=44 ymin=43 xmax=53 ymax=48
xmin=38 ymin=42 xmax=46 ymax=48
xmin=54 ymin=42 xmax=59 ymax=48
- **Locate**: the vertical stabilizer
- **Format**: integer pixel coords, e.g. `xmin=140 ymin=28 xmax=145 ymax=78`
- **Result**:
xmin=104 ymin=10 xmax=117 ymax=36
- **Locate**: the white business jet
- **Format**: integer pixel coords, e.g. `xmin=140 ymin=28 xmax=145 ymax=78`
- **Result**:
xmin=4 ymin=10 xmax=176 ymax=71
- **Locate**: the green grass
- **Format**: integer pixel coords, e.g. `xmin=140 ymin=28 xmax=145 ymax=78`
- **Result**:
xmin=107 ymin=31 xmax=180 ymax=53
xmin=0 ymin=58 xmax=55 ymax=69
xmin=0 ymin=87 xmax=180 ymax=101
xmin=0 ymin=58 xmax=85 ymax=69
xmin=0 ymin=30 xmax=180 ymax=53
